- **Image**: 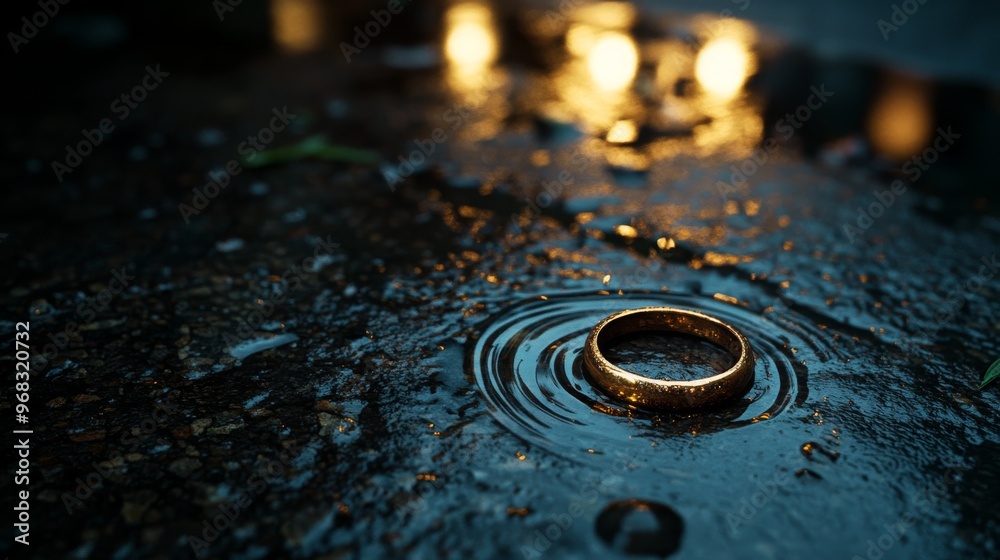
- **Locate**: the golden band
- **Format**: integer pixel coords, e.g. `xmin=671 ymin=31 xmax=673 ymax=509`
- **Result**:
xmin=583 ymin=307 xmax=755 ymax=411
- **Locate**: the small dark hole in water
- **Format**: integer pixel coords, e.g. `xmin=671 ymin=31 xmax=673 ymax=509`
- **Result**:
xmin=602 ymin=332 xmax=734 ymax=382
xmin=595 ymin=499 xmax=684 ymax=556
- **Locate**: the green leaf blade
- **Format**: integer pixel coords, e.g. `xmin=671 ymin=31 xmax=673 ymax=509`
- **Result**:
xmin=979 ymin=357 xmax=1000 ymax=390
xmin=243 ymin=135 xmax=380 ymax=168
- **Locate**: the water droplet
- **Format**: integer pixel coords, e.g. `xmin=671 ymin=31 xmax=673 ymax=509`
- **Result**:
xmin=215 ymin=238 xmax=245 ymax=253
xmin=795 ymin=468 xmax=822 ymax=480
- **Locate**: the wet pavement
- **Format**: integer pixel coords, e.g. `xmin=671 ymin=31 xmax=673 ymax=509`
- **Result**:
xmin=2 ymin=0 xmax=1000 ymax=558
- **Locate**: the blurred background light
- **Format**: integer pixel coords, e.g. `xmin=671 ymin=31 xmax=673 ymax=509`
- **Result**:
xmin=867 ymin=72 xmax=933 ymax=160
xmin=586 ymin=32 xmax=639 ymax=91
xmin=695 ymin=37 xmax=753 ymax=99
xmin=271 ymin=0 xmax=324 ymax=53
xmin=445 ymin=3 xmax=499 ymax=68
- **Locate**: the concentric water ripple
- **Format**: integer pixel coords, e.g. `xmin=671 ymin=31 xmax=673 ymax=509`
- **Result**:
xmin=471 ymin=291 xmax=833 ymax=459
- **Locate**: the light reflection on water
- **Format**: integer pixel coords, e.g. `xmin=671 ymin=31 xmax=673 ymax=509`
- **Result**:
xmin=424 ymin=2 xmax=952 ymax=252
xmin=867 ymin=71 xmax=933 ymax=160
xmin=444 ymin=3 xmax=499 ymax=84
xmin=271 ymin=0 xmax=324 ymax=53
xmin=550 ymin=3 xmax=642 ymax=132
xmin=443 ymin=3 xmax=508 ymax=139
xmin=433 ymin=3 xmax=776 ymax=248
xmin=586 ymin=31 xmax=639 ymax=91
xmin=548 ymin=7 xmax=762 ymax=155
xmin=434 ymin=1 xmax=770 ymax=164
xmin=693 ymin=17 xmax=757 ymax=100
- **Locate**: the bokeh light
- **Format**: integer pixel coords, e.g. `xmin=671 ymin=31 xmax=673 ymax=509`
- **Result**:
xmin=586 ymin=31 xmax=639 ymax=91
xmin=695 ymin=37 xmax=754 ymax=99
xmin=445 ymin=3 xmax=499 ymax=69
xmin=867 ymin=73 xmax=933 ymax=160
xmin=271 ymin=0 xmax=324 ymax=53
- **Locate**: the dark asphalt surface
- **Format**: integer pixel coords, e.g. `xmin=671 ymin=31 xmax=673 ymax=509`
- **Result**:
xmin=2 ymin=1 xmax=999 ymax=558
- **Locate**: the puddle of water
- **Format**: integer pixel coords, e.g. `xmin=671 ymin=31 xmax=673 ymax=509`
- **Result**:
xmin=469 ymin=291 xmax=845 ymax=460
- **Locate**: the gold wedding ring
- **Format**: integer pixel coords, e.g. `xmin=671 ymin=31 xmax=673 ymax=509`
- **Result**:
xmin=583 ymin=307 xmax=754 ymax=411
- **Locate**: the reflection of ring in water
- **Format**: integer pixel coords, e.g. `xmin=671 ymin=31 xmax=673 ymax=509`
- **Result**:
xmin=584 ymin=306 xmax=755 ymax=412
xmin=470 ymin=291 xmax=820 ymax=460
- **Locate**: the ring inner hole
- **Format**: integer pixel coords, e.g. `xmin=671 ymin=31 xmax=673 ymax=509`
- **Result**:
xmin=601 ymin=331 xmax=735 ymax=382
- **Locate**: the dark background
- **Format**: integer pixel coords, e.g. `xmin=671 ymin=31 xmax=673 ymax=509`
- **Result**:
xmin=2 ymin=1 xmax=999 ymax=559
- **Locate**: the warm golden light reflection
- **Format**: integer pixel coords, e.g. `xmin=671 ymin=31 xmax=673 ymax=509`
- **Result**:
xmin=695 ymin=37 xmax=754 ymax=99
xmin=614 ymin=224 xmax=638 ymax=238
xmin=655 ymin=40 xmax=694 ymax=94
xmin=705 ymin=253 xmax=753 ymax=266
xmin=604 ymin=145 xmax=648 ymax=171
xmin=686 ymin=95 xmax=764 ymax=158
xmin=606 ymin=120 xmax=638 ymax=143
xmin=713 ymin=293 xmax=739 ymax=304
xmin=566 ymin=24 xmax=599 ymax=57
xmin=867 ymin=73 xmax=933 ymax=160
xmin=573 ymin=2 xmax=636 ymax=29
xmin=691 ymin=16 xmax=756 ymax=99
xmin=445 ymin=3 xmax=498 ymax=68
xmin=271 ymin=0 xmax=324 ymax=53
xmin=649 ymin=17 xmax=763 ymax=157
xmin=447 ymin=22 xmax=496 ymax=66
xmin=566 ymin=1 xmax=634 ymax=55
xmin=530 ymin=150 xmax=551 ymax=166
xmin=656 ymin=237 xmax=675 ymax=250
xmin=444 ymin=3 xmax=501 ymax=103
xmin=548 ymin=2 xmax=642 ymax=131
xmin=586 ymin=32 xmax=639 ymax=91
